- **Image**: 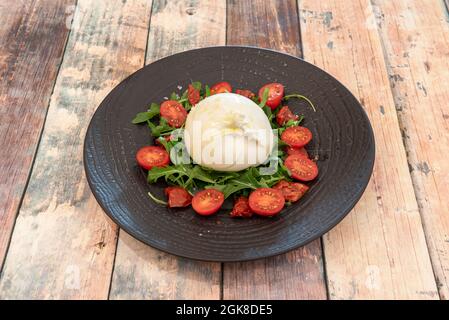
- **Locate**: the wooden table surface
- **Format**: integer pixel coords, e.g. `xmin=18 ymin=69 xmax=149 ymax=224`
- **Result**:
xmin=0 ymin=0 xmax=448 ymax=300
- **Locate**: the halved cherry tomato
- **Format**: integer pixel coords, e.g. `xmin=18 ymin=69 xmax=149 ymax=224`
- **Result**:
xmin=258 ymin=83 xmax=284 ymax=110
xmin=248 ymin=188 xmax=285 ymax=216
xmin=285 ymin=154 xmax=318 ymax=181
xmin=160 ymin=100 xmax=187 ymax=128
xmin=192 ymin=189 xmax=225 ymax=216
xmin=273 ymin=180 xmax=309 ymax=202
xmin=210 ymin=81 xmax=232 ymax=95
xmin=136 ymin=146 xmax=169 ymax=170
xmin=188 ymin=84 xmax=200 ymax=105
xmin=235 ymin=89 xmax=255 ymax=99
xmin=230 ymin=196 xmax=253 ymax=218
xmin=165 ymin=186 xmax=192 ymax=208
xmin=281 ymin=126 xmax=312 ymax=148
xmin=285 ymin=146 xmax=309 ymax=158
xmin=276 ymin=106 xmax=298 ymax=126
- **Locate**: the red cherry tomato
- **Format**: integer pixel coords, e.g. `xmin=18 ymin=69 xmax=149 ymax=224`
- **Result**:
xmin=188 ymin=84 xmax=200 ymax=105
xmin=235 ymin=89 xmax=255 ymax=99
xmin=273 ymin=180 xmax=309 ymax=202
xmin=248 ymin=188 xmax=285 ymax=216
xmin=258 ymin=83 xmax=284 ymax=109
xmin=230 ymin=196 xmax=253 ymax=218
xmin=276 ymin=106 xmax=299 ymax=126
xmin=160 ymin=100 xmax=187 ymax=128
xmin=285 ymin=146 xmax=309 ymax=158
xmin=285 ymin=154 xmax=318 ymax=181
xmin=281 ymin=126 xmax=313 ymax=148
xmin=192 ymin=189 xmax=225 ymax=216
xmin=210 ymin=81 xmax=232 ymax=95
xmin=164 ymin=186 xmax=192 ymax=208
xmin=136 ymin=146 xmax=169 ymax=170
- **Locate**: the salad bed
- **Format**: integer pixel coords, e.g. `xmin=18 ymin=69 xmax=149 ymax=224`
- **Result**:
xmin=132 ymin=81 xmax=318 ymax=217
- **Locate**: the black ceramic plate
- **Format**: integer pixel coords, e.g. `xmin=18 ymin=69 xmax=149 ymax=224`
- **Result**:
xmin=84 ymin=46 xmax=375 ymax=262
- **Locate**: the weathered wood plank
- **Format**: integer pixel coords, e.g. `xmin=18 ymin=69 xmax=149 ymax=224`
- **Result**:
xmin=371 ymin=0 xmax=449 ymax=299
xmin=224 ymin=241 xmax=326 ymax=299
xmin=109 ymin=0 xmax=226 ymax=300
xmin=223 ymin=0 xmax=327 ymax=300
xmin=0 ymin=0 xmax=152 ymax=299
xmin=298 ymin=0 xmax=438 ymax=299
xmin=0 ymin=0 xmax=75 ymax=269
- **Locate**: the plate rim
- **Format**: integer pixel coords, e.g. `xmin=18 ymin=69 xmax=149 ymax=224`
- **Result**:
xmin=83 ymin=45 xmax=376 ymax=262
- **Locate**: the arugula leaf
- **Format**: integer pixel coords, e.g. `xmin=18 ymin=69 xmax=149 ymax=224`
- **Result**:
xmin=147 ymin=163 xmax=216 ymax=194
xmin=180 ymin=88 xmax=188 ymax=100
xmin=148 ymin=191 xmax=167 ymax=206
xmin=262 ymin=105 xmax=278 ymax=128
xmin=207 ymin=183 xmax=251 ymax=199
xmin=132 ymin=103 xmax=160 ymax=124
xmin=204 ymin=167 xmax=268 ymax=199
xmin=275 ymin=135 xmax=288 ymax=148
xmin=284 ymin=115 xmax=304 ymax=128
xmin=243 ymin=167 xmax=264 ymax=187
xmin=283 ymin=94 xmax=316 ymax=112
xmin=185 ymin=166 xmax=215 ymax=185
xmin=206 ymin=170 xmax=240 ymax=184
xmin=277 ymin=115 xmax=305 ymax=135
xmin=277 ymin=149 xmax=285 ymax=158
xmin=156 ymin=136 xmax=173 ymax=153
xmin=170 ymin=92 xmax=180 ymax=100
xmin=279 ymin=159 xmax=291 ymax=177
xmin=204 ymin=85 xmax=211 ymax=97
xmin=132 ymin=112 xmax=153 ymax=124
xmin=174 ymin=89 xmax=188 ymax=104
xmin=259 ymin=87 xmax=269 ymax=107
xmin=229 ymin=178 xmax=257 ymax=191
xmin=148 ymin=118 xmax=174 ymax=137
xmin=262 ymin=105 xmax=272 ymax=118
xmin=191 ymin=81 xmax=202 ymax=91
xmin=148 ymin=102 xmax=160 ymax=115
xmin=184 ymin=101 xmax=192 ymax=111
xmin=147 ymin=165 xmax=190 ymax=183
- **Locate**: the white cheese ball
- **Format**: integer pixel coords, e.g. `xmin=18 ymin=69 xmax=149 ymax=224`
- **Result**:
xmin=184 ymin=93 xmax=274 ymax=172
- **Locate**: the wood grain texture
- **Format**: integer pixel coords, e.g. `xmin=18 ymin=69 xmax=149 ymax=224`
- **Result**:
xmin=0 ymin=0 xmax=152 ymax=299
xmin=299 ymin=0 xmax=438 ymax=299
xmin=224 ymin=240 xmax=326 ymax=299
xmin=224 ymin=0 xmax=327 ymax=300
xmin=109 ymin=0 xmax=226 ymax=300
xmin=0 ymin=0 xmax=75 ymax=269
xmin=372 ymin=0 xmax=449 ymax=299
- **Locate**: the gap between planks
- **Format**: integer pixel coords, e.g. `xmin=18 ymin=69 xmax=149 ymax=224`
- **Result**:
xmin=367 ymin=0 xmax=441 ymax=299
xmin=0 ymin=0 xmax=153 ymax=299
xmin=0 ymin=0 xmax=77 ymax=274
xmin=0 ymin=0 xmax=79 ymax=276
xmin=223 ymin=0 xmax=328 ymax=300
xmin=298 ymin=0 xmax=440 ymax=299
xmin=370 ymin=0 xmax=449 ymax=299
xmin=108 ymin=0 xmax=226 ymax=300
